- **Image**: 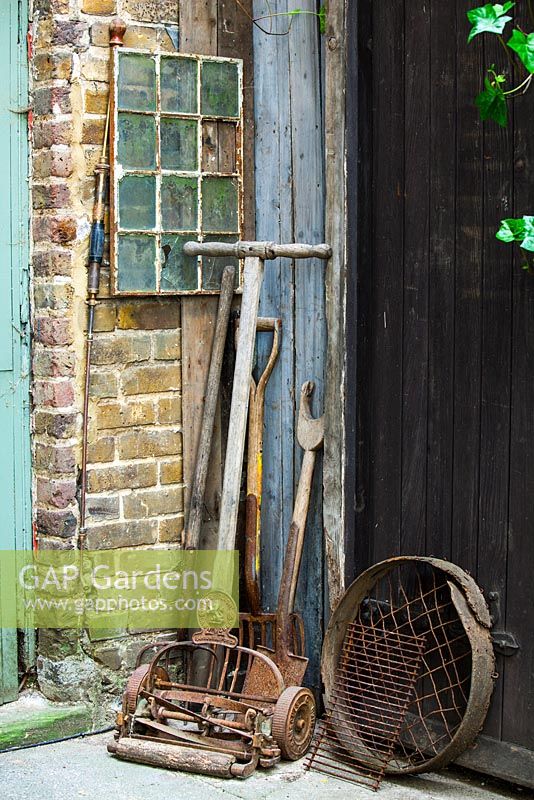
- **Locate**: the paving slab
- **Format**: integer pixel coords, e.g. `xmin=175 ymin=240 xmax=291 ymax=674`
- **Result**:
xmin=0 ymin=733 xmax=527 ymax=800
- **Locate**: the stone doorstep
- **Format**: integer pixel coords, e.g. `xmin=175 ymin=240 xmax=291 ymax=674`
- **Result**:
xmin=0 ymin=692 xmax=92 ymax=751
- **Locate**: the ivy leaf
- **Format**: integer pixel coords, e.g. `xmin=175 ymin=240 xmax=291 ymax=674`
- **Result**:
xmin=319 ymin=4 xmax=327 ymax=34
xmin=507 ymin=29 xmax=534 ymax=73
xmin=519 ymin=216 xmax=534 ymax=251
xmin=496 ymin=216 xmax=534 ymax=251
xmin=496 ymin=217 xmax=527 ymax=242
xmin=467 ymin=3 xmax=514 ymax=43
xmin=475 ymin=76 xmax=508 ymax=126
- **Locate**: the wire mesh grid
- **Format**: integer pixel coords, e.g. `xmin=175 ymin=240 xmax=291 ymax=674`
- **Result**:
xmin=306 ymin=621 xmax=426 ymax=790
xmin=357 ymin=563 xmax=474 ymax=770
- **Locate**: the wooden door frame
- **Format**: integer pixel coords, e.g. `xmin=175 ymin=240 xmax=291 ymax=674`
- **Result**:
xmin=0 ymin=0 xmax=33 ymax=704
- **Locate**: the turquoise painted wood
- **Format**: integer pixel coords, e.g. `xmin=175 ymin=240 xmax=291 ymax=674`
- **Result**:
xmin=253 ymin=0 xmax=326 ymax=691
xmin=0 ymin=0 xmax=32 ymax=705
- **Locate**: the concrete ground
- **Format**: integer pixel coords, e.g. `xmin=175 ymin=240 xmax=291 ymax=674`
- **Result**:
xmin=1 ymin=733 xmax=530 ymax=800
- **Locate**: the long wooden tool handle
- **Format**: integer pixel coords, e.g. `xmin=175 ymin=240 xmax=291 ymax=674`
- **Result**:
xmin=287 ymin=450 xmax=318 ymax=614
xmin=185 ymin=266 xmax=235 ymax=549
xmin=217 ymin=257 xmax=264 ymax=552
xmin=184 ymin=240 xmax=332 ymax=261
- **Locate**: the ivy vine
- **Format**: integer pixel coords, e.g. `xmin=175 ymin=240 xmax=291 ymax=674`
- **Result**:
xmin=468 ymin=2 xmax=534 ymax=270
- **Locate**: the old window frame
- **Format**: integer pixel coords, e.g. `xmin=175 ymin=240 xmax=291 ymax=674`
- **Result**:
xmin=110 ymin=47 xmax=244 ymax=296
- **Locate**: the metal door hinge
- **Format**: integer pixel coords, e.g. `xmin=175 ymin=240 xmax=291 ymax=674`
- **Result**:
xmin=491 ymin=631 xmax=520 ymax=657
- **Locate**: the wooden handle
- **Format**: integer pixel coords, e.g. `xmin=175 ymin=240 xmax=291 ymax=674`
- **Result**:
xmin=185 ymin=266 xmax=235 ymax=549
xmin=184 ymin=240 xmax=332 ymax=260
xmin=217 ymin=257 xmax=264 ymax=551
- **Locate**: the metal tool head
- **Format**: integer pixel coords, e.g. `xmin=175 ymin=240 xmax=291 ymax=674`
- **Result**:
xmin=297 ymin=381 xmax=324 ymax=452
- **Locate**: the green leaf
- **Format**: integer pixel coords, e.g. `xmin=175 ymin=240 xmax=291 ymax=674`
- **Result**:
xmin=519 ymin=216 xmax=534 ymax=251
xmin=467 ymin=3 xmax=514 ymax=43
xmin=319 ymin=4 xmax=327 ymax=34
xmin=496 ymin=217 xmax=526 ymax=242
xmin=475 ymin=76 xmax=508 ymax=126
xmin=507 ymin=29 xmax=534 ymax=73
xmin=496 ymin=216 xmax=534 ymax=251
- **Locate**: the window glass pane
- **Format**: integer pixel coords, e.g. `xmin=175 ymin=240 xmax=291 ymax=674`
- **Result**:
xmin=202 ymin=235 xmax=239 ymax=291
xmin=117 ymin=113 xmax=156 ymax=170
xmin=118 ymin=53 xmax=156 ymax=112
xmin=201 ymin=61 xmax=239 ymax=117
xmin=119 ymin=175 xmax=156 ymax=230
xmin=161 ymin=57 xmax=197 ymax=113
xmin=161 ymin=176 xmax=198 ymax=230
xmin=161 ymin=118 xmax=198 ymax=171
xmin=117 ymin=235 xmax=157 ymax=291
xmin=202 ymin=177 xmax=238 ymax=232
xmin=161 ymin=234 xmax=199 ymax=291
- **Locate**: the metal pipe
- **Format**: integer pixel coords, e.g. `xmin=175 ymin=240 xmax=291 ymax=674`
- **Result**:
xmin=78 ymin=18 xmax=126 ymax=549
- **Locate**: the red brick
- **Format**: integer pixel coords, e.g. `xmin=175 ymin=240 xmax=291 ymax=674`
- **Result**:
xmin=33 ymin=250 xmax=73 ymax=278
xmin=33 ymin=51 xmax=73 ymax=82
xmin=33 ymin=215 xmax=77 ymax=244
xmin=36 ymin=508 xmax=77 ymax=538
xmin=50 ymin=20 xmax=88 ymax=48
xmin=36 ymin=477 xmax=77 ymax=509
xmin=34 ymin=317 xmax=73 ymax=347
xmin=33 ymin=86 xmax=71 ymax=116
xmin=34 ymin=443 xmax=76 ymax=475
xmin=33 ymin=283 xmax=73 ymax=312
xmin=33 ymin=149 xmax=73 ymax=180
xmin=33 ymin=411 xmax=77 ymax=439
xmin=33 ymin=183 xmax=71 ymax=210
xmin=33 ymin=379 xmax=75 ymax=409
xmin=33 ymin=120 xmax=72 ymax=149
xmin=33 ymin=349 xmax=75 ymax=378
xmin=117 ymin=300 xmax=181 ymax=330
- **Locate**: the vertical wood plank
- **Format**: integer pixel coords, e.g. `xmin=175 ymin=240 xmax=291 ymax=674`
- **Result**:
xmin=476 ymin=29 xmax=514 ymax=742
xmin=351 ymin=0 xmax=373 ymax=578
xmin=179 ymin=2 xmax=220 ymax=547
xmin=426 ymin=0 xmax=456 ymax=560
xmin=219 ymin=0 xmax=255 ymax=240
xmin=504 ymin=4 xmax=534 ymax=751
xmin=369 ymin=0 xmax=405 ymax=563
xmin=289 ymin=0 xmax=326 ymax=690
xmin=253 ymin=0 xmax=295 ymax=612
xmin=179 ymin=1 xmax=218 ymax=54
xmin=401 ymin=0 xmax=430 ymax=556
xmin=325 ymin=0 xmax=349 ymax=593
xmin=451 ymin=1 xmax=483 ymax=575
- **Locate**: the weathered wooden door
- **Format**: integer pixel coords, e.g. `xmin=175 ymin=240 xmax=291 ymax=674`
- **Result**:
xmin=347 ymin=0 xmax=534 ymax=785
xmin=0 ymin=0 xmax=31 ymax=705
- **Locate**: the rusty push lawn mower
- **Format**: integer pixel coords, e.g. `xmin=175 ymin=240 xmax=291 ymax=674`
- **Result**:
xmin=110 ymin=241 xmax=330 ymax=779
xmin=109 ymin=384 xmax=324 ymax=778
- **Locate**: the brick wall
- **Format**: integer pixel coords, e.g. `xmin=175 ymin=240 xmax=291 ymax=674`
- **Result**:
xmin=31 ymin=0 xmax=184 ymax=713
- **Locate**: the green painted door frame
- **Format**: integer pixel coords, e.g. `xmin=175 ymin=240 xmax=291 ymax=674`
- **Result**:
xmin=0 ymin=0 xmax=32 ymax=705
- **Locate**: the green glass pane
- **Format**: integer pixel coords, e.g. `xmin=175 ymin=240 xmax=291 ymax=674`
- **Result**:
xmin=201 ymin=61 xmax=239 ymax=117
xmin=118 ymin=53 xmax=156 ymax=112
xmin=117 ymin=235 xmax=156 ymax=292
xmin=161 ymin=118 xmax=198 ymax=171
xmin=202 ymin=235 xmax=239 ymax=291
xmin=117 ymin=113 xmax=156 ymax=170
xmin=202 ymin=177 xmax=238 ymax=233
xmin=161 ymin=57 xmax=197 ymax=113
xmin=161 ymin=176 xmax=198 ymax=230
xmin=161 ymin=234 xmax=199 ymax=291
xmin=119 ymin=175 xmax=156 ymax=230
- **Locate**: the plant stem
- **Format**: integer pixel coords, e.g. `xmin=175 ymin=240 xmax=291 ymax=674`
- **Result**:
xmin=504 ymin=72 xmax=533 ymax=94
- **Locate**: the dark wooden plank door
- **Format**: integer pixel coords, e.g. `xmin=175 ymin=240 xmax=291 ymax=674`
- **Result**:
xmin=348 ymin=0 xmax=534 ymax=773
